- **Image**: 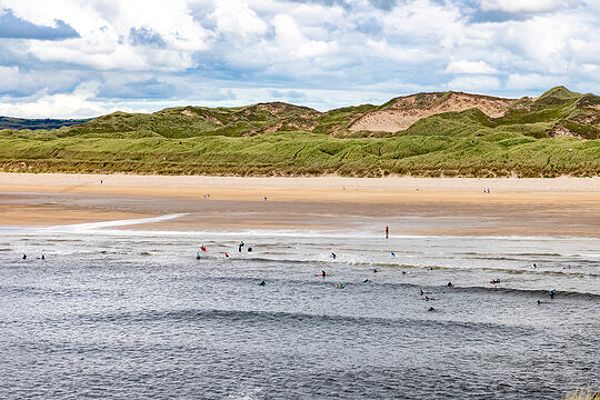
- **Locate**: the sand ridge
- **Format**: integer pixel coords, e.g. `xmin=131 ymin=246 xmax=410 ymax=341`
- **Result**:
xmin=349 ymin=92 xmax=515 ymax=132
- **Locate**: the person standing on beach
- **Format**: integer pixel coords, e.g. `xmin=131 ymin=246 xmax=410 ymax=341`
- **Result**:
xmin=385 ymin=225 xmax=389 ymax=239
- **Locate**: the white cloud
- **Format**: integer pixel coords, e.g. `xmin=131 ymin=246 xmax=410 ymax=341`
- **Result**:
xmin=506 ymin=73 xmax=563 ymax=90
xmin=0 ymin=82 xmax=109 ymax=118
xmin=446 ymin=60 xmax=498 ymax=74
xmin=209 ymin=0 xmax=267 ymax=39
xmin=477 ymin=0 xmax=570 ymax=13
xmin=448 ymin=75 xmax=502 ymax=91
xmin=0 ymin=0 xmax=599 ymax=116
xmin=0 ymin=65 xmax=20 ymax=91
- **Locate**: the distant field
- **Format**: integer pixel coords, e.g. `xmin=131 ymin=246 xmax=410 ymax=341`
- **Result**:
xmin=1 ymin=87 xmax=599 ymax=177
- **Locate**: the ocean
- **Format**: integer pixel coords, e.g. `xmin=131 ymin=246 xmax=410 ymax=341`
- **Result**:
xmin=1 ymin=221 xmax=599 ymax=399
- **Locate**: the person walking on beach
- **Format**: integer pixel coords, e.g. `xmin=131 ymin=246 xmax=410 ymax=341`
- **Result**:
xmin=385 ymin=225 xmax=389 ymax=239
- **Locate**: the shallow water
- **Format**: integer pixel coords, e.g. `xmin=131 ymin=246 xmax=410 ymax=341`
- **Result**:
xmin=1 ymin=227 xmax=599 ymax=399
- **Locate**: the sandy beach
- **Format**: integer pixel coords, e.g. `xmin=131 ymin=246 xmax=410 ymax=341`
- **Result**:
xmin=1 ymin=173 xmax=600 ymax=237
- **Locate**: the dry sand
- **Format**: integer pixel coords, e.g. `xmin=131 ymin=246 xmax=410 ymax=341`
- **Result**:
xmin=1 ymin=173 xmax=600 ymax=236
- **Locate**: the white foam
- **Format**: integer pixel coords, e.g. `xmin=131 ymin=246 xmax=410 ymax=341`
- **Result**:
xmin=46 ymin=213 xmax=187 ymax=233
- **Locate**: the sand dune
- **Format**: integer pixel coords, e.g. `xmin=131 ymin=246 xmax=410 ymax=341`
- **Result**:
xmin=350 ymin=92 xmax=515 ymax=132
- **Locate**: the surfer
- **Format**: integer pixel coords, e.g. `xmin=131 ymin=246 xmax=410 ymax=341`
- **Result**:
xmin=196 ymin=252 xmax=201 ymax=260
xmin=22 ymin=253 xmax=26 ymax=260
xmin=363 ymin=279 xmax=370 ymax=283
xmin=385 ymin=225 xmax=389 ymax=239
xmin=321 ymin=270 xmax=327 ymax=278
xmin=259 ymin=280 xmax=266 ymax=286
xmin=428 ymin=307 xmax=435 ymax=312
xmin=390 ymin=251 xmax=396 ymax=257
xmin=248 ymin=246 xmax=253 ymax=252
xmin=238 ymin=241 xmax=244 ymax=252
xmin=331 ymin=252 xmax=337 ymax=260
xmin=420 ymin=289 xmax=424 ymax=296
xmin=447 ymin=281 xmax=453 ymax=287
xmin=537 ymin=300 xmax=541 ymax=305
xmin=549 ymin=289 xmax=557 ymax=299
xmin=224 ymin=252 xmax=229 ymax=258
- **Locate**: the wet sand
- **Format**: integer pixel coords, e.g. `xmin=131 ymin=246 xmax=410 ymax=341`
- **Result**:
xmin=1 ymin=173 xmax=600 ymax=236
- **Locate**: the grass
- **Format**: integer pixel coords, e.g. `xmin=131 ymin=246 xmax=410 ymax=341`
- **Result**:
xmin=1 ymin=86 xmax=599 ymax=177
xmin=564 ymin=391 xmax=600 ymax=400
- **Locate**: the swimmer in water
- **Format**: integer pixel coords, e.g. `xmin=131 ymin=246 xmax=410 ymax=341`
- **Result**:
xmin=537 ymin=300 xmax=541 ymax=305
xmin=22 ymin=253 xmax=27 ymax=260
xmin=428 ymin=307 xmax=435 ymax=312
xmin=248 ymin=246 xmax=253 ymax=252
xmin=363 ymin=279 xmax=370 ymax=283
xmin=259 ymin=280 xmax=266 ymax=286
xmin=321 ymin=270 xmax=327 ymax=278
xmin=447 ymin=281 xmax=453 ymax=287
xmin=373 ymin=268 xmax=378 ymax=273
xmin=224 ymin=252 xmax=229 ymax=258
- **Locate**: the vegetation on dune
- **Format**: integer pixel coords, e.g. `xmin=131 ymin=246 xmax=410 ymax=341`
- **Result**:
xmin=1 ymin=87 xmax=600 ymax=177
xmin=0 ymin=116 xmax=89 ymax=130
xmin=564 ymin=390 xmax=600 ymax=400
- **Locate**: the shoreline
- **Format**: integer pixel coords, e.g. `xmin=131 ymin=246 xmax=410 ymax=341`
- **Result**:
xmin=1 ymin=173 xmax=600 ymax=237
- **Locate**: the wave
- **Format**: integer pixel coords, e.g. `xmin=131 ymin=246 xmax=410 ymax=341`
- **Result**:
xmin=72 ymin=307 xmax=533 ymax=335
xmin=193 ymin=274 xmax=600 ymax=301
xmin=194 ymin=255 xmax=600 ymax=278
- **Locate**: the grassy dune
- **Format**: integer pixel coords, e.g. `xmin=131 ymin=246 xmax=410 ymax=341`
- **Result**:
xmin=1 ymin=87 xmax=600 ymax=177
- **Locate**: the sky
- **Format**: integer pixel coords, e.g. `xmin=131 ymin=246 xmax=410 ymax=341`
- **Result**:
xmin=0 ymin=0 xmax=599 ymax=118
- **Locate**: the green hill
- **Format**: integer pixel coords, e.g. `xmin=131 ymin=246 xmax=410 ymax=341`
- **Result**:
xmin=0 ymin=116 xmax=89 ymax=130
xmin=1 ymin=87 xmax=599 ymax=177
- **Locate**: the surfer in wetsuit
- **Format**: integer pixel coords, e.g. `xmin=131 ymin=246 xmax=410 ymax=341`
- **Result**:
xmin=385 ymin=225 xmax=389 ymax=239
xmin=259 ymin=280 xmax=266 ymax=286
xmin=321 ymin=270 xmax=327 ymax=278
xmin=331 ymin=252 xmax=337 ymax=260
xmin=238 ymin=241 xmax=244 ymax=252
xmin=447 ymin=281 xmax=453 ymax=287
xmin=22 ymin=254 xmax=26 ymax=260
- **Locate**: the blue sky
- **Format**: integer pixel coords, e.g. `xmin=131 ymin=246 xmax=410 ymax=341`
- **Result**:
xmin=0 ymin=0 xmax=599 ymax=118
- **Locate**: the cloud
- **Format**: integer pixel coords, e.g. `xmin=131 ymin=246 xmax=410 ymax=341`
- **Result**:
xmin=0 ymin=0 xmax=599 ymax=117
xmin=0 ymin=9 xmax=79 ymax=40
xmin=446 ymin=60 xmax=498 ymax=74
xmin=477 ymin=0 xmax=571 ymax=13
xmin=0 ymin=82 xmax=107 ymax=118
xmin=269 ymin=89 xmax=307 ymax=100
xmin=448 ymin=75 xmax=502 ymax=91
xmin=209 ymin=0 xmax=267 ymax=39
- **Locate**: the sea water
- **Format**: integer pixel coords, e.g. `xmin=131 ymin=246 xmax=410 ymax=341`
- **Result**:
xmin=0 ymin=223 xmax=599 ymax=399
